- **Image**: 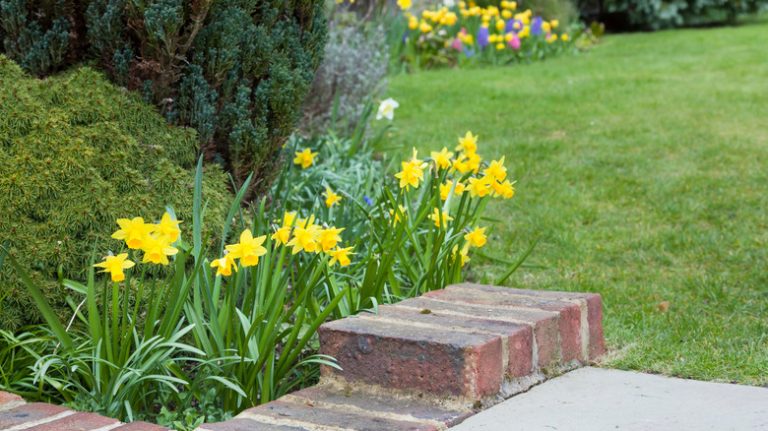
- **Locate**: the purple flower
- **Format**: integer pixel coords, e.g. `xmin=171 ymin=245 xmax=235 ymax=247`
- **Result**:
xmin=505 ymin=19 xmax=522 ymax=33
xmin=364 ymin=196 xmax=374 ymax=206
xmin=477 ymin=26 xmax=489 ymax=48
xmin=531 ymin=17 xmax=543 ymax=36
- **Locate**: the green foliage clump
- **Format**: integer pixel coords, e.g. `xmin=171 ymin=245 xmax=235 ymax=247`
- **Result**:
xmin=0 ymin=0 xmax=328 ymax=196
xmin=0 ymin=56 xmax=230 ymax=330
xmin=581 ymin=0 xmax=767 ymax=30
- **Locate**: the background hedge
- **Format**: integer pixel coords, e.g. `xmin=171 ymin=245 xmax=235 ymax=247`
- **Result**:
xmin=0 ymin=56 xmax=230 ymax=330
xmin=0 ymin=0 xmax=328 ymax=196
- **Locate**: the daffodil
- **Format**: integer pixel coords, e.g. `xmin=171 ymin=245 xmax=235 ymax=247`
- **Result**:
xmin=452 ymin=155 xmax=472 ymax=174
xmin=153 ymin=212 xmax=182 ymax=243
xmin=293 ymin=148 xmax=318 ymax=169
xmin=440 ymin=181 xmax=466 ymax=201
xmin=456 ymin=131 xmax=478 ymax=154
xmin=328 ymin=246 xmax=355 ymax=267
xmin=483 ymin=156 xmax=507 ymax=181
xmin=468 ymin=176 xmax=493 ymax=197
xmin=319 ymin=227 xmax=344 ymax=252
xmin=324 ymin=186 xmax=342 ymax=208
xmin=395 ymin=149 xmax=427 ymax=190
xmin=466 ymin=151 xmax=482 ymax=173
xmin=430 ymin=147 xmax=454 ymax=170
xmin=93 ymin=253 xmax=134 ymax=282
xmin=210 ymin=254 xmax=237 ymax=277
xmin=286 ymin=216 xmax=321 ymax=254
xmin=428 ymin=207 xmax=453 ymax=229
xmin=141 ymin=234 xmax=179 ymax=265
xmin=389 ymin=204 xmax=407 ymax=225
xmin=492 ymin=179 xmax=516 ymax=199
xmin=376 ymin=98 xmax=399 ymax=121
xmin=464 ymin=226 xmax=487 ymax=247
xmin=397 ymin=0 xmax=412 ymax=9
xmin=452 ymin=244 xmax=470 ymax=267
xmin=112 ymin=217 xmax=154 ymax=249
xmin=226 ymin=229 xmax=268 ymax=266
xmin=562 ymin=33 xmax=570 ymax=42
xmin=271 ymin=211 xmax=297 ymax=246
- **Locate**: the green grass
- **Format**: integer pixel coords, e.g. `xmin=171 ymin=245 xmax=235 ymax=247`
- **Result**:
xmin=387 ymin=23 xmax=768 ymax=385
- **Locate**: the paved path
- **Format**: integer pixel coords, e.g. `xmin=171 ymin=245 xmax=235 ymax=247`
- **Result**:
xmin=450 ymin=367 xmax=768 ymax=431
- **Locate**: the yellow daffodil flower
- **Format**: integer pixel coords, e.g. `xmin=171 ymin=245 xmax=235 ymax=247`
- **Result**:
xmin=389 ymin=204 xmax=407 ymax=225
xmin=452 ymin=244 xmax=470 ymax=267
xmin=395 ymin=149 xmax=427 ymax=190
xmin=226 ymin=229 xmax=267 ymax=266
xmin=484 ymin=156 xmax=507 ymax=181
xmin=464 ymin=226 xmax=487 ymax=247
xmin=492 ymin=179 xmax=516 ymax=199
xmin=112 ymin=217 xmax=154 ymax=249
xmin=562 ymin=33 xmax=570 ymax=42
xmin=440 ymin=181 xmax=466 ymax=200
xmin=293 ymin=148 xmax=318 ymax=169
xmin=466 ymin=152 xmax=482 ymax=173
xmin=468 ymin=176 xmax=493 ymax=197
xmin=271 ymin=211 xmax=296 ymax=245
xmin=428 ymin=207 xmax=453 ymax=229
xmin=328 ymin=246 xmax=355 ymax=267
xmin=324 ymin=186 xmax=342 ymax=208
xmin=154 ymin=212 xmax=181 ymax=243
xmin=93 ymin=253 xmax=134 ymax=282
xmin=210 ymin=254 xmax=237 ymax=277
xmin=286 ymin=217 xmax=321 ymax=254
xmin=141 ymin=234 xmax=179 ymax=265
xmin=397 ymin=0 xmax=412 ymax=10
xmin=550 ymin=19 xmax=559 ymax=28
xmin=319 ymin=227 xmax=344 ymax=252
xmin=456 ymin=131 xmax=478 ymax=154
xmin=430 ymin=147 xmax=454 ymax=170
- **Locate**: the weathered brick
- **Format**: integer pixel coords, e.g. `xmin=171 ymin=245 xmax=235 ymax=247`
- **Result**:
xmin=0 ymin=391 xmax=24 ymax=410
xmin=0 ymin=403 xmax=70 ymax=429
xmin=113 ymin=421 xmax=170 ymax=431
xmin=198 ymin=417 xmax=307 ymax=431
xmin=241 ymin=399 xmax=438 ymax=431
xmin=319 ymin=317 xmax=503 ymax=398
xmin=26 ymin=411 xmax=119 ymax=430
xmin=284 ymin=384 xmax=472 ymax=427
xmin=375 ymin=305 xmax=534 ymax=378
xmin=449 ymin=283 xmax=606 ymax=360
xmin=402 ymin=296 xmax=561 ymax=368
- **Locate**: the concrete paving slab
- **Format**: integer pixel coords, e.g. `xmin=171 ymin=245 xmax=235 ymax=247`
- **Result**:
xmin=450 ymin=367 xmax=768 ymax=431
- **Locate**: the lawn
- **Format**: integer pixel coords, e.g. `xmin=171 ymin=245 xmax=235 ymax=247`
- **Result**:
xmin=387 ymin=22 xmax=768 ymax=385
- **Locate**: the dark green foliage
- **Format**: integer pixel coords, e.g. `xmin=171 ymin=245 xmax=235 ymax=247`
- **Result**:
xmin=0 ymin=56 xmax=231 ymax=330
xmin=579 ymin=0 xmax=767 ymax=30
xmin=0 ymin=0 xmax=328 ymax=196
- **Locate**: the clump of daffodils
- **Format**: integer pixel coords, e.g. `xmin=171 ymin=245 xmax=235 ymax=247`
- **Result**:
xmin=95 ymin=212 xmax=182 ymax=281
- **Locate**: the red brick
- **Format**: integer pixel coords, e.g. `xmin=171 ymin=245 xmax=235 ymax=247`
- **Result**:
xmin=285 ymin=384 xmax=472 ymax=427
xmin=319 ymin=317 xmax=503 ymax=398
xmin=108 ymin=421 xmax=169 ymax=431
xmin=200 ymin=418 xmax=307 ymax=431
xmin=374 ymin=305 xmax=534 ymax=379
xmin=0 ymin=391 xmax=24 ymax=409
xmin=402 ymin=296 xmax=561 ymax=368
xmin=0 ymin=403 xmax=70 ymax=429
xmin=242 ymin=399 xmax=438 ymax=431
xmin=27 ymin=411 xmax=119 ymax=430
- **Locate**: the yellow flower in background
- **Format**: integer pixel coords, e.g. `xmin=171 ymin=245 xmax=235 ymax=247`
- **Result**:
xmin=452 ymin=244 xmax=470 ymax=266
xmin=484 ymin=156 xmax=507 ymax=181
xmin=272 ymin=211 xmax=296 ymax=245
xmin=210 ymin=254 xmax=237 ymax=277
xmin=328 ymin=246 xmax=355 ymax=267
xmin=293 ymin=148 xmax=318 ymax=169
xmin=287 ymin=217 xmax=321 ymax=254
xmin=319 ymin=227 xmax=344 ymax=252
xmin=456 ymin=131 xmax=478 ymax=154
xmin=440 ymin=181 xmax=466 ymax=201
xmin=495 ymin=19 xmax=505 ymax=31
xmin=141 ymin=235 xmax=179 ymax=265
xmin=542 ymin=22 xmax=551 ymax=33
xmin=492 ymin=179 xmax=516 ymax=199
xmin=496 ymin=42 xmax=505 ymax=50
xmin=112 ymin=217 xmax=154 ymax=249
xmin=464 ymin=226 xmax=487 ymax=247
xmin=546 ymin=33 xmax=558 ymax=43
xmin=430 ymin=147 xmax=454 ymax=170
xmin=519 ymin=25 xmax=530 ymax=38
xmin=397 ymin=0 xmax=412 ymax=10
xmin=452 ymin=155 xmax=472 ymax=174
xmin=466 ymin=151 xmax=482 ymax=173
xmin=324 ymin=186 xmax=342 ymax=208
xmin=428 ymin=207 xmax=453 ymax=229
xmin=154 ymin=212 xmax=181 ymax=243
xmin=419 ymin=20 xmax=433 ymax=33
xmin=562 ymin=33 xmax=570 ymax=42
xmin=94 ymin=253 xmax=134 ymax=282
xmin=468 ymin=176 xmax=493 ymax=197
xmin=226 ymin=229 xmax=267 ymax=266
xmin=408 ymin=15 xmax=419 ymax=29
xmin=389 ymin=204 xmax=407 ymax=224
xmin=502 ymin=9 xmax=512 ymax=19
xmin=395 ymin=149 xmax=427 ymax=190
xmin=550 ymin=19 xmax=559 ymax=28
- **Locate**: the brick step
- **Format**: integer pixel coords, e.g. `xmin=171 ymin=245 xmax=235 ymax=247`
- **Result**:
xmin=0 ymin=391 xmax=167 ymax=431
